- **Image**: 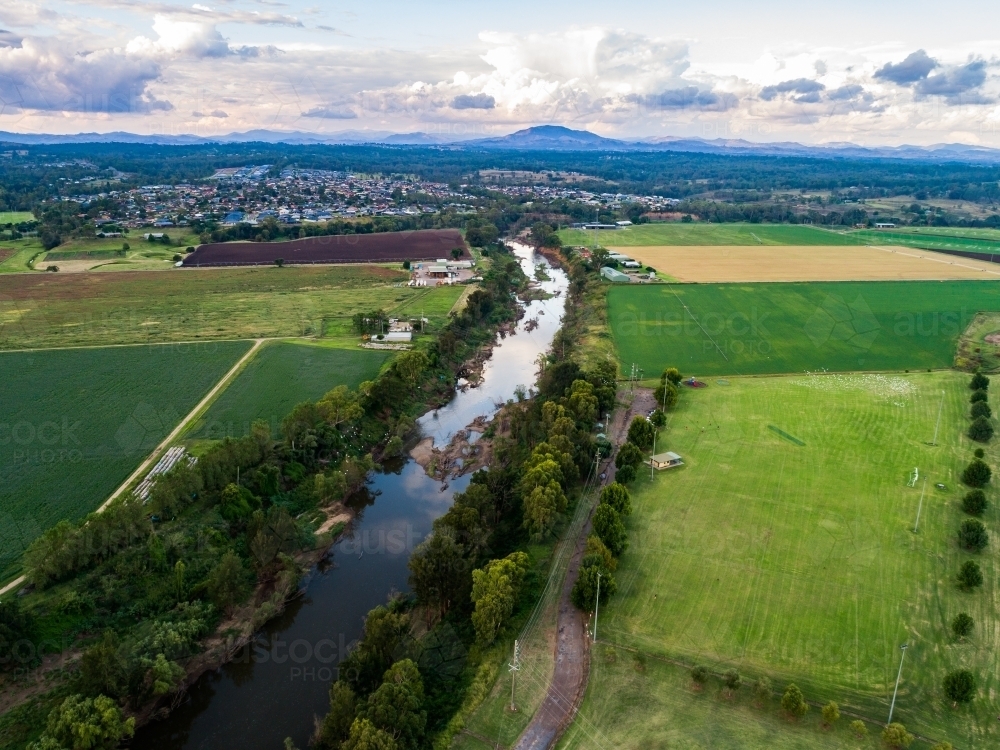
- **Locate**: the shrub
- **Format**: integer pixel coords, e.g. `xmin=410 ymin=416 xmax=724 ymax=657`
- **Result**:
xmin=723 ymin=668 xmax=742 ymax=692
xmin=930 ymin=742 xmax=954 ymax=750
xmin=751 ymin=676 xmax=771 ymax=706
xmin=663 ymin=367 xmax=682 ymax=385
xmin=593 ymin=504 xmax=627 ymax=557
xmin=968 ymin=416 xmax=994 ymax=442
xmin=614 ymin=442 xmax=643 ymax=470
xmin=882 ymin=722 xmax=914 ymax=748
xmin=958 ymin=560 xmax=983 ymax=589
xmin=821 ymin=701 xmax=840 ymax=727
xmin=626 ymin=415 xmax=655 ymax=449
xmin=650 ymin=409 xmax=667 ymax=428
xmin=971 ymin=372 xmax=990 ymax=390
xmin=615 ymin=464 xmax=637 ymax=484
xmin=971 ymin=389 xmax=988 ymax=404
xmin=780 ymin=683 xmax=808 ymax=717
xmin=962 ymin=458 xmax=991 ymax=487
xmin=849 ymin=719 xmax=868 ymax=738
xmin=172 ymin=254 xmax=182 ymax=262
xmin=122 ymin=242 xmax=130 ymax=251
xmin=943 ymin=669 xmax=976 ymax=704
xmin=690 ymin=665 xmax=709 ymax=686
xmin=599 ymin=483 xmax=632 ymax=516
xmin=971 ymin=400 xmax=992 ymax=420
xmin=958 ymin=519 xmax=988 ymax=551
xmin=962 ymin=489 xmax=988 ymax=515
xmin=951 ymin=612 xmax=974 ymax=640
xmin=975 ymin=448 xmax=985 ymax=458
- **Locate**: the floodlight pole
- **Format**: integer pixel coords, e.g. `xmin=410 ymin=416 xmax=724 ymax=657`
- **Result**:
xmin=887 ymin=644 xmax=908 ymax=725
xmin=651 ymin=426 xmax=656 ymax=480
xmin=930 ymin=390 xmax=945 ymax=446
xmin=913 ymin=478 xmax=927 ymax=533
xmin=593 ymin=572 xmax=602 ymax=643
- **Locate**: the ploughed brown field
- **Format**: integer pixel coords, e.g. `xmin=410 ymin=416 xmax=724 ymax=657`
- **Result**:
xmin=183 ymin=228 xmax=469 ymax=267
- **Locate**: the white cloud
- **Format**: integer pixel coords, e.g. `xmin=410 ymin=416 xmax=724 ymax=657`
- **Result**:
xmin=0 ymin=37 xmax=169 ymax=112
xmin=126 ymin=15 xmax=229 ymax=58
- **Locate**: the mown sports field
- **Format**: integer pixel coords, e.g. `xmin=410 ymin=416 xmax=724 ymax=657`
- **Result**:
xmin=571 ymin=372 xmax=998 ymax=747
xmin=608 ymin=280 xmax=1000 ymax=376
xmin=559 ymin=223 xmax=865 ymax=247
xmin=0 ymin=341 xmax=252 ymax=581
xmin=187 ymin=341 xmax=391 ymax=441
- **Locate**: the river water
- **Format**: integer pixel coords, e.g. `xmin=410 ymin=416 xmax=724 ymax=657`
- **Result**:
xmin=135 ymin=243 xmax=568 ymax=750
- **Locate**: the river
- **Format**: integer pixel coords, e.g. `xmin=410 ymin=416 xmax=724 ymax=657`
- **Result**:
xmin=134 ymin=242 xmax=569 ymax=750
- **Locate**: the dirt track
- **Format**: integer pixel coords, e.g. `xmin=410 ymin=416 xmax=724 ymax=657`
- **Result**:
xmin=614 ymin=244 xmax=1000 ymax=282
xmin=512 ymin=387 xmax=657 ymax=750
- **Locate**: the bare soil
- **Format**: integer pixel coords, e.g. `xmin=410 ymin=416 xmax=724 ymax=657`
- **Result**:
xmin=184 ymin=229 xmax=470 ymax=267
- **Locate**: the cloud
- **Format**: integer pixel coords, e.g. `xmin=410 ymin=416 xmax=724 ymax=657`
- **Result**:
xmin=452 ymin=93 xmax=495 ymax=109
xmin=631 ymin=86 xmax=737 ymax=111
xmin=874 ymin=50 xmax=938 ymax=84
xmin=915 ymin=60 xmax=989 ymax=101
xmin=759 ymin=78 xmax=826 ymax=102
xmin=193 ymin=109 xmax=228 ymax=118
xmin=0 ymin=37 xmax=170 ymax=112
xmin=303 ymin=104 xmax=357 ymax=119
xmin=126 ymin=15 xmax=229 ymax=58
xmin=827 ymin=84 xmax=865 ymax=101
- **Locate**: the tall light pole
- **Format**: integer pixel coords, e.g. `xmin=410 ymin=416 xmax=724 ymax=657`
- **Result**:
xmin=888 ymin=644 xmax=908 ymax=724
xmin=508 ymin=640 xmax=521 ymax=712
xmin=593 ymin=572 xmax=602 ymax=643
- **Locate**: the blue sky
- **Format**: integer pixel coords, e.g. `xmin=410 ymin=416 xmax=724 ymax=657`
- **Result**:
xmin=2 ymin=0 xmax=999 ymax=145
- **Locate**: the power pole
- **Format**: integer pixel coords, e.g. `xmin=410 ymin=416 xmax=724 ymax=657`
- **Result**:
xmin=593 ymin=572 xmax=602 ymax=643
xmin=650 ymin=422 xmax=656 ymax=480
xmin=508 ymin=640 xmax=521 ymax=712
xmin=888 ymin=644 xmax=908 ymax=724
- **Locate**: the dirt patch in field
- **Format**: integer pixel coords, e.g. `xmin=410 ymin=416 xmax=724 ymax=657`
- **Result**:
xmin=611 ymin=245 xmax=1000 ymax=282
xmin=985 ymin=333 xmax=1000 ymax=345
xmin=0 ymin=248 xmax=14 ymax=263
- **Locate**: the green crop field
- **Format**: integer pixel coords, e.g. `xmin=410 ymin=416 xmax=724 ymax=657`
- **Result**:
xmin=851 ymin=229 xmax=1000 ymax=255
xmin=559 ymin=223 xmax=863 ymax=247
xmin=0 ymin=341 xmax=251 ymax=581
xmin=187 ymin=342 xmax=391 ymax=440
xmin=0 ymin=265 xmax=464 ymax=349
xmin=608 ymin=280 xmax=1000 ymax=377
xmin=591 ymin=372 xmax=997 ymax=746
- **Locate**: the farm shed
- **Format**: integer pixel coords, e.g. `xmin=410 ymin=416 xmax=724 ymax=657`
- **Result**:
xmin=601 ymin=266 xmax=631 ymax=283
xmin=649 ymin=451 xmax=684 ymax=470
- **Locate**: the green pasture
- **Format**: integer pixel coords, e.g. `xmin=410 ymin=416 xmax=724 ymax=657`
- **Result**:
xmin=559 ymin=223 xmax=862 ymax=247
xmin=608 ymin=280 xmax=1000 ymax=377
xmin=0 ymin=341 xmax=251 ymax=581
xmin=851 ymin=229 xmax=1000 ymax=256
xmin=595 ymin=372 xmax=998 ymax=745
xmin=0 ymin=266 xmax=464 ymax=349
xmin=0 ymin=212 xmax=34 ymax=225
xmin=187 ymin=341 xmax=390 ymax=440
xmin=557 ymin=644 xmax=885 ymax=750
xmin=0 ymin=238 xmax=44 ymax=274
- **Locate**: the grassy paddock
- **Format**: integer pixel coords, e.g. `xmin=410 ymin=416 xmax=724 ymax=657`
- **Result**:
xmin=593 ymin=372 xmax=998 ymax=745
xmin=560 ymin=644 xmax=884 ymax=749
xmin=187 ymin=341 xmax=391 ymax=440
xmin=608 ymin=280 xmax=1000 ymax=376
xmin=0 ymin=212 xmax=34 ymax=225
xmin=559 ymin=223 xmax=862 ymax=247
xmin=0 ymin=265 xmax=463 ymax=348
xmin=0 ymin=341 xmax=252 ymax=580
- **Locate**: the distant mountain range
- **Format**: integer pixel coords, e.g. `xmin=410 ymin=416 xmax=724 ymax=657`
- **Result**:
xmin=4 ymin=124 xmax=1000 ymax=164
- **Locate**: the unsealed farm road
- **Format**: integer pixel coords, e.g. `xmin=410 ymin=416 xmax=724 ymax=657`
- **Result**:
xmin=513 ymin=388 xmax=657 ymax=750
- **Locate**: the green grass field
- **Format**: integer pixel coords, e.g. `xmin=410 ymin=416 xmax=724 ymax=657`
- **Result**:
xmin=851 ymin=229 xmax=1000 ymax=256
xmin=0 ymin=212 xmax=34 ymax=225
xmin=592 ymin=372 xmax=997 ymax=746
xmin=608 ymin=280 xmax=1000 ymax=376
xmin=0 ymin=266 xmax=464 ymax=349
xmin=187 ymin=342 xmax=391 ymax=440
xmin=0 ymin=341 xmax=251 ymax=580
xmin=559 ymin=223 xmax=863 ymax=247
